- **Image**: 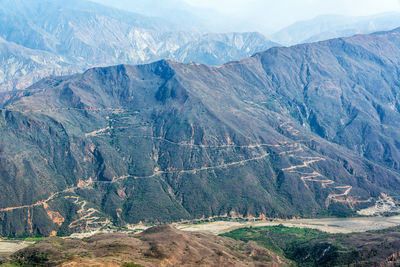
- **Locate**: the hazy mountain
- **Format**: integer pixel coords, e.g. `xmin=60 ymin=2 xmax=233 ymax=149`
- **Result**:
xmin=0 ymin=37 xmax=80 ymax=92
xmin=0 ymin=28 xmax=400 ymax=236
xmin=89 ymin=0 xmax=211 ymax=31
xmin=272 ymin=12 xmax=400 ymax=45
xmin=171 ymin=32 xmax=279 ymax=65
xmin=0 ymin=0 xmax=171 ymax=51
xmin=0 ymin=0 xmax=277 ymax=92
xmin=89 ymin=0 xmax=258 ymax=34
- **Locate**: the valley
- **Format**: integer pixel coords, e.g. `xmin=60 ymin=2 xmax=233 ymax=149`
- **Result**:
xmin=176 ymin=215 xmax=400 ymax=235
xmin=3 ymin=216 xmax=400 ymax=266
xmin=0 ymin=112 xmax=364 ymax=235
xmin=2 ymin=26 xmax=400 ymax=236
xmin=2 ymin=0 xmax=400 ymax=266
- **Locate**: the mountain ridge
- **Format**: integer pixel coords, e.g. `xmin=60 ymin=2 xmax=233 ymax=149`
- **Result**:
xmin=0 ymin=28 xmax=400 ymax=236
xmin=271 ymin=12 xmax=400 ymax=45
xmin=0 ymin=0 xmax=278 ymax=92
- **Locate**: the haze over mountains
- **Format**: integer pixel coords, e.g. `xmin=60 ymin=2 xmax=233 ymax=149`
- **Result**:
xmin=91 ymin=0 xmax=400 ymax=43
xmin=0 ymin=0 xmax=278 ymax=92
xmin=1 ymin=26 xmax=400 ymax=236
xmin=3 ymin=0 xmax=400 ymax=93
xmin=272 ymin=12 xmax=400 ymax=45
xmin=90 ymin=0 xmax=223 ymax=32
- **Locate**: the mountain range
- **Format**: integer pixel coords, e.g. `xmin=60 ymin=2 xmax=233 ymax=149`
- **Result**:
xmin=1 ymin=26 xmax=400 ymax=236
xmin=0 ymin=0 xmax=278 ymax=92
xmin=272 ymin=12 xmax=400 ymax=45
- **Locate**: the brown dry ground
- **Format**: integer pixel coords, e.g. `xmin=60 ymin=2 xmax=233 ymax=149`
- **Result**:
xmin=176 ymin=215 xmax=400 ymax=235
xmin=4 ymin=225 xmax=288 ymax=267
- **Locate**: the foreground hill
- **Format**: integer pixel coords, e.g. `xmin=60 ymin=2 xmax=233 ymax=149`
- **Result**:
xmin=6 ymin=224 xmax=400 ymax=267
xmin=223 ymin=225 xmax=400 ymax=266
xmin=0 ymin=0 xmax=278 ymax=92
xmin=2 ymin=225 xmax=286 ymax=266
xmin=1 ymin=28 xmax=400 ymax=236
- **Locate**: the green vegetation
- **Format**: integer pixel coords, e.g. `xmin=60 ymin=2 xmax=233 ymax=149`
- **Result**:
xmin=222 ymin=225 xmax=329 ymax=257
xmin=11 ymin=252 xmax=50 ymax=266
xmin=0 ymin=263 xmax=20 ymax=267
xmin=221 ymin=225 xmax=400 ymax=266
xmin=122 ymin=263 xmax=145 ymax=267
xmin=5 ymin=234 xmax=45 ymax=242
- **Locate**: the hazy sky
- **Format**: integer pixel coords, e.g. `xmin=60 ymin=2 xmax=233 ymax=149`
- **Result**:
xmin=91 ymin=0 xmax=400 ymax=34
xmin=184 ymin=0 xmax=400 ymax=29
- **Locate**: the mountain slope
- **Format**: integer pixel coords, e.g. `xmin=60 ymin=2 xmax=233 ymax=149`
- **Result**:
xmin=0 ymin=29 xmax=400 ymax=236
xmin=0 ymin=37 xmax=79 ymax=92
xmin=272 ymin=13 xmax=400 ymax=45
xmin=172 ymin=32 xmax=278 ymax=65
xmin=0 ymin=0 xmax=278 ymax=92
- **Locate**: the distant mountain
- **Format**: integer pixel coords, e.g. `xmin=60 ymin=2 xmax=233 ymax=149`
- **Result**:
xmin=172 ymin=32 xmax=278 ymax=65
xmin=89 ymin=0 xmax=212 ymax=31
xmin=0 ymin=0 xmax=278 ymax=91
xmin=271 ymin=13 xmax=400 ymax=45
xmin=1 ymin=28 xmax=400 ymax=236
xmin=0 ymin=38 xmax=79 ymax=92
xmin=90 ymin=0 xmax=258 ymax=34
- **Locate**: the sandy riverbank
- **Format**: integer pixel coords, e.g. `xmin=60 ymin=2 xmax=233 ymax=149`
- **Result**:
xmin=0 ymin=240 xmax=34 ymax=255
xmin=175 ymin=215 xmax=400 ymax=235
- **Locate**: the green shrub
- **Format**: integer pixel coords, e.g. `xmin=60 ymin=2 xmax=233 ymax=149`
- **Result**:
xmin=122 ymin=263 xmax=145 ymax=267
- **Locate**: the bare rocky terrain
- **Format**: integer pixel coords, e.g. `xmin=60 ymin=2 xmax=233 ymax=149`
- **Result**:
xmin=1 ymin=225 xmax=286 ymax=267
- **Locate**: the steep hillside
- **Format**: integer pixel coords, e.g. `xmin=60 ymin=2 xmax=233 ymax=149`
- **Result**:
xmin=0 ymin=0 xmax=277 ymax=92
xmin=0 ymin=29 xmax=400 ymax=236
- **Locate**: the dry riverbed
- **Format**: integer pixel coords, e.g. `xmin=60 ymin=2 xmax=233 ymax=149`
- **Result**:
xmin=0 ymin=240 xmax=34 ymax=255
xmin=174 ymin=215 xmax=400 ymax=234
xmin=3 ymin=215 xmax=400 ymax=256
